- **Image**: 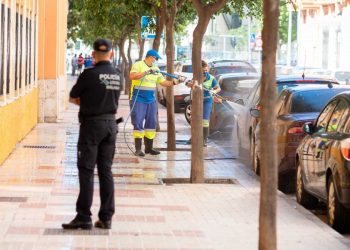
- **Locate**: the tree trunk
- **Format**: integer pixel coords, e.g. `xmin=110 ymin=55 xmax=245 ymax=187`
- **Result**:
xmin=190 ymin=17 xmax=207 ymax=183
xmin=118 ymin=38 xmax=130 ymax=96
xmin=153 ymin=8 xmax=165 ymax=51
xmin=190 ymin=0 xmax=228 ymax=183
xmin=162 ymin=0 xmax=177 ymax=151
xmin=153 ymin=7 xmax=165 ymax=132
xmin=259 ymin=0 xmax=279 ymax=249
xmin=138 ymin=38 xmax=145 ymax=61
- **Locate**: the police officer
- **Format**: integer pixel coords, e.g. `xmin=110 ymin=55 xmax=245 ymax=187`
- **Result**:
xmin=186 ymin=60 xmax=221 ymax=146
xmin=129 ymin=50 xmax=185 ymax=156
xmin=62 ymin=38 xmax=120 ymax=230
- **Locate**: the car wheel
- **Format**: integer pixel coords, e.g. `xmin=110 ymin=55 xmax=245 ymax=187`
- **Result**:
xmin=327 ymin=178 xmax=350 ymax=232
xmin=250 ymin=135 xmax=260 ymax=175
xmin=296 ymin=162 xmax=318 ymax=208
xmin=185 ymin=103 xmax=191 ymax=124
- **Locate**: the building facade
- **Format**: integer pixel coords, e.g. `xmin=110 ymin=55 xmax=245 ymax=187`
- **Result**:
xmin=0 ymin=0 xmax=68 ymax=164
xmin=298 ymin=0 xmax=350 ymax=69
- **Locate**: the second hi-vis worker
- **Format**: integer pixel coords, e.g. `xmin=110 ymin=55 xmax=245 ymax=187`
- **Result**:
xmin=186 ymin=60 xmax=221 ymax=146
xmin=129 ymin=50 xmax=186 ymax=156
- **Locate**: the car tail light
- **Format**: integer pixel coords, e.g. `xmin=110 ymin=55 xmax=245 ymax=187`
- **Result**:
xmin=175 ymin=95 xmax=185 ymax=101
xmin=287 ymin=121 xmax=305 ymax=135
xmin=288 ymin=127 xmax=303 ymax=134
xmin=340 ymin=139 xmax=350 ymax=161
xmin=286 ymin=121 xmax=309 ymax=145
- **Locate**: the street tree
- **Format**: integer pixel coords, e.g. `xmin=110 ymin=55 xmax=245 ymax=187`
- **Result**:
xmin=189 ymin=0 xmax=261 ymax=183
xmin=161 ymin=0 xmax=196 ymax=150
xmin=259 ymin=0 xmax=279 ymax=249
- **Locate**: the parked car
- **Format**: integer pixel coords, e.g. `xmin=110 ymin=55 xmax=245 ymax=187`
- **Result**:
xmin=296 ymin=91 xmax=350 ymax=232
xmin=227 ymin=75 xmax=340 ymax=176
xmin=184 ymin=73 xmax=260 ymax=133
xmin=209 ymin=61 xmax=257 ymax=80
xmin=252 ymin=85 xmax=350 ymax=192
xmin=299 ymin=68 xmax=350 ymax=85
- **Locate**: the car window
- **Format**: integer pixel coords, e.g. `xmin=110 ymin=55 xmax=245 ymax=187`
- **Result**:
xmin=210 ymin=65 xmax=256 ymax=76
xmin=245 ymin=81 xmax=259 ymax=106
xmin=326 ymin=99 xmax=348 ymax=132
xmin=276 ymin=91 xmax=290 ymax=116
xmin=182 ymin=65 xmax=192 ymax=73
xmin=251 ymin=83 xmax=261 ymax=107
xmin=220 ymin=78 xmax=258 ymax=92
xmin=277 ymin=81 xmax=338 ymax=93
xmin=290 ymin=89 xmax=344 ymax=113
xmin=315 ymin=100 xmax=338 ymax=133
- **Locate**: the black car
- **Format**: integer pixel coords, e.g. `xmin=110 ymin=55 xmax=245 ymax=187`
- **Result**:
xmin=229 ymin=75 xmax=340 ymax=153
xmin=296 ymin=91 xmax=350 ymax=232
xmin=252 ymin=85 xmax=350 ymax=192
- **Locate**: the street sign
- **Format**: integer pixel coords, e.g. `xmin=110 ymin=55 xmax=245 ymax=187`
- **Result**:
xmin=250 ymin=33 xmax=256 ymax=43
xmin=141 ymin=16 xmax=156 ymax=39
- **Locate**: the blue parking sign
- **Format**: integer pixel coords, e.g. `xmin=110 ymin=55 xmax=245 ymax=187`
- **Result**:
xmin=250 ymin=33 xmax=256 ymax=43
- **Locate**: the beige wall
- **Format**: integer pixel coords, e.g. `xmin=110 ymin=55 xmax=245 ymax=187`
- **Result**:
xmin=0 ymin=0 xmax=68 ymax=165
xmin=38 ymin=0 xmax=68 ymax=122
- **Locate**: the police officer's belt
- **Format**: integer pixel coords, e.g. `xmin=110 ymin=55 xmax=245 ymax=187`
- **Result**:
xmin=82 ymin=114 xmax=115 ymax=121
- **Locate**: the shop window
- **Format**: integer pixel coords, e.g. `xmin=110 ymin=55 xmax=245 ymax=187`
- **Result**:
xmin=6 ymin=7 xmax=10 ymax=94
xmin=28 ymin=18 xmax=31 ymax=85
xmin=25 ymin=17 xmax=28 ymax=86
xmin=19 ymin=14 xmax=22 ymax=89
xmin=33 ymin=15 xmax=36 ymax=81
xmin=15 ymin=12 xmax=18 ymax=90
xmin=0 ymin=4 xmax=4 ymax=96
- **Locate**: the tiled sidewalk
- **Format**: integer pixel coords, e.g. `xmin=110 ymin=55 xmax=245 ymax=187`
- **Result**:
xmin=0 ymin=78 xmax=349 ymax=249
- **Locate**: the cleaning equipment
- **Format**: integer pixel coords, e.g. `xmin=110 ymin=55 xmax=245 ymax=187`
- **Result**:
xmin=121 ymin=71 xmax=236 ymax=162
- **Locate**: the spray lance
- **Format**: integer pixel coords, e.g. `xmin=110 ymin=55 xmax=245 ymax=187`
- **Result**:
xmin=146 ymin=69 xmax=188 ymax=83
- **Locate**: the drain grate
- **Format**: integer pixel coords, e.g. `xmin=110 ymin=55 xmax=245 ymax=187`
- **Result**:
xmin=161 ymin=178 xmax=237 ymax=185
xmin=155 ymin=148 xmax=191 ymax=152
xmin=23 ymin=145 xmax=56 ymax=149
xmin=0 ymin=197 xmax=28 ymax=202
xmin=44 ymin=228 xmax=109 ymax=235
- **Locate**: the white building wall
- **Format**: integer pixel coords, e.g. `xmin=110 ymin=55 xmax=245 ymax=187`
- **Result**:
xmin=298 ymin=3 xmax=350 ymax=70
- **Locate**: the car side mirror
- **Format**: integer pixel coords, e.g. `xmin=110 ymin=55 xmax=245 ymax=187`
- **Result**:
xmin=235 ymin=99 xmax=244 ymax=105
xmin=302 ymin=122 xmax=314 ymax=134
xmin=250 ymin=108 xmax=260 ymax=118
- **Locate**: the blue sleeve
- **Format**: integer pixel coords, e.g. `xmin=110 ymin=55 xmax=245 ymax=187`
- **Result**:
xmin=212 ymin=78 xmax=219 ymax=88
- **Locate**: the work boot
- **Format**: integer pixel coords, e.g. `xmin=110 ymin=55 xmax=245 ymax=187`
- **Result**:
xmin=134 ymin=138 xmax=145 ymax=157
xmin=62 ymin=218 xmax=92 ymax=230
xmin=203 ymin=127 xmax=209 ymax=147
xmin=94 ymin=219 xmax=112 ymax=229
xmin=144 ymin=138 xmax=160 ymax=155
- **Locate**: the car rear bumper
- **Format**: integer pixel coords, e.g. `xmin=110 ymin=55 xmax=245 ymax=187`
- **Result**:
xmin=174 ymin=94 xmax=189 ymax=111
xmin=279 ymin=145 xmax=298 ymax=175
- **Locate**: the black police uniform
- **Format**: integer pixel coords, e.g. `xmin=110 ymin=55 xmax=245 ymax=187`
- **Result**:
xmin=69 ymin=60 xmax=121 ymax=223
